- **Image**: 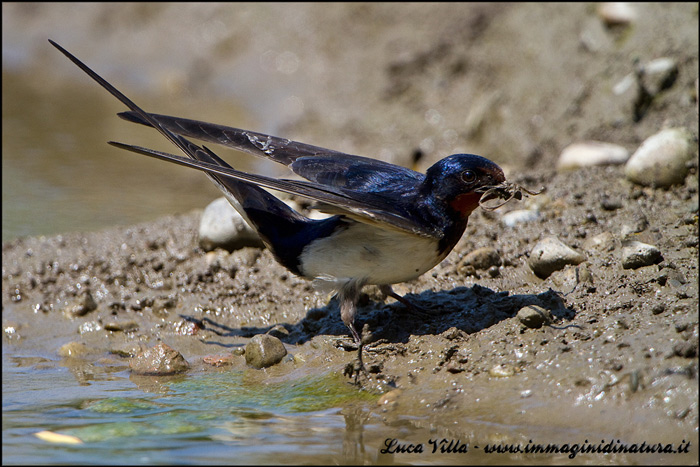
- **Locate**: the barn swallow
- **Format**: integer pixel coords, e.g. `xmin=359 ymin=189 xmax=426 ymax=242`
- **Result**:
xmin=50 ymin=40 xmax=521 ymax=361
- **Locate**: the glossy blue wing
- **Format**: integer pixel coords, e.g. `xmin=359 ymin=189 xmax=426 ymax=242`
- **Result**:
xmin=290 ymin=154 xmax=424 ymax=194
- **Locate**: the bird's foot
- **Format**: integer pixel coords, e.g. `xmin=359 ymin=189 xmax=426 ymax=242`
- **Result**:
xmin=342 ymin=324 xmax=373 ymax=385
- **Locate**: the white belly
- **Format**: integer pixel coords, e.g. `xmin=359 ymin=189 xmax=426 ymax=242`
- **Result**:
xmin=298 ymin=222 xmax=446 ymax=285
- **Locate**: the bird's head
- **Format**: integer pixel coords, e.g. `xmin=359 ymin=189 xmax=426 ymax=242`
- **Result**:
xmin=422 ymin=154 xmax=506 ymax=217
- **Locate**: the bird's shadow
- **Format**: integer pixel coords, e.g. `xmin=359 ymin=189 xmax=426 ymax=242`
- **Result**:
xmin=295 ymin=284 xmax=574 ymax=345
xmin=187 ymin=284 xmax=575 ymax=348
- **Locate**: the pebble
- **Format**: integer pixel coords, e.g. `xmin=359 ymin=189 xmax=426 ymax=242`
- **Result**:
xmin=62 ymin=289 xmax=97 ymax=318
xmin=673 ymin=341 xmax=698 ymax=359
xmin=151 ymin=297 xmax=177 ymax=317
xmin=441 ymin=327 xmax=465 ymax=340
xmin=621 ymin=241 xmax=662 ymax=269
xmin=461 ymin=247 xmax=502 ymax=270
xmin=245 ymin=334 xmax=288 ymax=369
xmin=528 ymin=236 xmax=586 ymax=279
xmin=129 ymin=343 xmax=190 ymax=375
xmin=517 ymin=305 xmax=553 ymax=329
xmin=488 ymin=364 xmax=515 ymax=377
xmin=624 ymin=128 xmax=695 ymax=187
xmin=377 ymin=389 xmax=402 ymax=408
xmin=78 ymin=321 xmax=102 ymax=334
xmin=620 ymin=211 xmax=649 ymax=238
xmin=651 ymin=303 xmax=666 ymax=315
xmin=104 ymin=321 xmax=139 ymax=333
xmin=614 ymin=57 xmax=680 ymax=122
xmin=597 ymin=2 xmax=637 ymax=26
xmin=202 ymin=354 xmax=235 ymax=367
xmin=198 ymin=197 xmax=264 ymax=252
xmin=557 ymin=141 xmax=629 ymax=170
xmin=34 ymin=431 xmax=83 ymax=445
xmin=501 ymin=208 xmax=540 ymax=227
xmin=58 ymin=341 xmax=91 ymax=358
xmin=639 ymin=58 xmax=679 ymax=97
xmin=600 ymin=196 xmax=623 ymax=211
xmin=583 ymin=231 xmax=615 ymax=252
xmin=658 ymin=267 xmax=686 ymax=287
xmin=613 ymin=72 xmax=637 ymax=96
xmin=110 ymin=342 xmax=147 ymax=358
xmin=551 ymin=264 xmax=593 ymax=290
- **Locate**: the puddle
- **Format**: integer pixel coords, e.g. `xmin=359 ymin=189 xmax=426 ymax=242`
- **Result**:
xmin=3 ymin=357 xmax=376 ymax=464
xmin=4 ymin=351 xmax=695 ymax=465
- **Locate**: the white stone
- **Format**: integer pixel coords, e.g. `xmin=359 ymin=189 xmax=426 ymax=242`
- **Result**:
xmin=597 ymin=3 xmax=637 ymax=26
xmin=501 ymin=209 xmax=540 ymax=227
xmin=198 ymin=197 xmax=263 ymax=251
xmin=641 ymin=58 xmax=679 ymax=96
xmin=624 ymin=128 xmax=695 ymax=187
xmin=528 ymin=236 xmax=586 ymax=279
xmin=557 ymin=141 xmax=630 ymax=170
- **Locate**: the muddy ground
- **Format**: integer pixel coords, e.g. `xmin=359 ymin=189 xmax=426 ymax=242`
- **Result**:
xmin=3 ymin=3 xmax=698 ymax=459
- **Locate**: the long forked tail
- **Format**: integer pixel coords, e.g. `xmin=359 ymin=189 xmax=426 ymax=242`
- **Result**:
xmin=49 ymin=39 xmax=334 ymax=274
xmin=118 ymin=111 xmax=330 ymax=167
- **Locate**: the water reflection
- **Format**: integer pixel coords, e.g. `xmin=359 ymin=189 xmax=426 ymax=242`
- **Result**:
xmin=2 ymin=68 xmax=260 ymax=242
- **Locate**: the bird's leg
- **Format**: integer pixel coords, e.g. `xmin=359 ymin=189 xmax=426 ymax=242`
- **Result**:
xmin=339 ymin=280 xmax=363 ymax=344
xmin=351 ymin=324 xmax=375 ymax=384
xmin=339 ymin=280 xmax=370 ymax=383
xmin=379 ymin=284 xmax=418 ymax=309
xmin=379 ymin=284 xmax=443 ymax=316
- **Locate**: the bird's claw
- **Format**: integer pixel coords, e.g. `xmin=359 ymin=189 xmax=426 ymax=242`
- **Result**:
xmin=342 ymin=324 xmax=373 ymax=385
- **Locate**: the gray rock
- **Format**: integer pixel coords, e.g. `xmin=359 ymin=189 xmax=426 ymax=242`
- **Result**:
xmin=198 ymin=197 xmax=264 ymax=252
xmin=621 ymin=241 xmax=662 ymax=269
xmin=129 ymin=343 xmax=190 ymax=375
xmin=462 ymin=247 xmax=502 ymax=270
xmin=517 ymin=305 xmax=553 ymax=329
xmin=245 ymin=334 xmax=288 ymax=369
xmin=528 ymin=237 xmax=586 ymax=279
xmin=624 ymin=128 xmax=695 ymax=187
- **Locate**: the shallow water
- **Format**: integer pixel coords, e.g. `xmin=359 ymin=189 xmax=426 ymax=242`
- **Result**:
xmin=3 ymin=353 xmax=386 ymax=465
xmin=5 ymin=347 xmax=694 ymax=465
xmin=3 ymin=351 xmax=525 ymax=465
xmin=2 ymin=67 xmax=269 ymax=242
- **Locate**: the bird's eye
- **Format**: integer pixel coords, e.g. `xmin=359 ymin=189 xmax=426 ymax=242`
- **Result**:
xmin=461 ymin=170 xmax=476 ymax=183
